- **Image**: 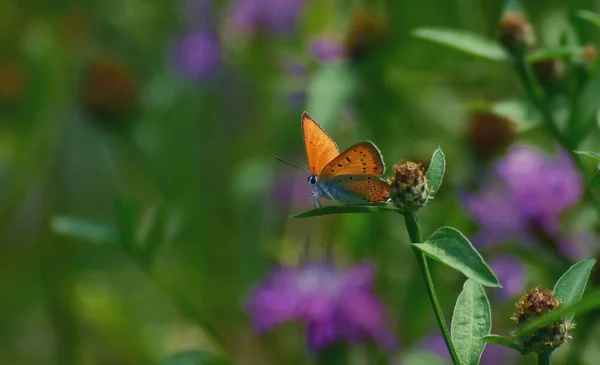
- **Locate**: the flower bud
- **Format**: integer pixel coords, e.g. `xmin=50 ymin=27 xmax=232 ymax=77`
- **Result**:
xmin=532 ymin=58 xmax=565 ymax=93
xmin=388 ymin=161 xmax=429 ymax=212
xmin=499 ymin=12 xmax=536 ymax=55
xmin=344 ymin=10 xmax=389 ymax=61
xmin=511 ymin=287 xmax=572 ymax=354
xmin=0 ymin=60 xmax=26 ymax=113
xmin=582 ymin=43 xmax=598 ymax=69
xmin=81 ymin=54 xmax=138 ymax=131
xmin=466 ymin=110 xmax=516 ymax=161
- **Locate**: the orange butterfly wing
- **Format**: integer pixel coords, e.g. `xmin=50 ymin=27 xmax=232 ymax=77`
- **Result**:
xmin=302 ymin=112 xmax=340 ymax=175
xmin=318 ymin=141 xmax=385 ymax=179
xmin=332 ymin=175 xmax=391 ymax=203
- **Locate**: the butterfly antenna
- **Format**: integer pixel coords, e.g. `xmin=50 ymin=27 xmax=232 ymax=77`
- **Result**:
xmin=275 ymin=156 xmax=309 ymax=173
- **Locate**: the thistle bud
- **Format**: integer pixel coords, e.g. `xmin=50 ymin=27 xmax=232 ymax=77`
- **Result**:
xmin=466 ymin=110 xmax=516 ymax=161
xmin=582 ymin=44 xmax=598 ymax=68
xmin=532 ymin=58 xmax=565 ymax=93
xmin=344 ymin=10 xmax=389 ymax=61
xmin=511 ymin=287 xmax=571 ymax=354
xmin=388 ymin=161 xmax=429 ymax=212
xmin=0 ymin=60 xmax=26 ymax=112
xmin=81 ymin=54 xmax=138 ymax=132
xmin=499 ymin=12 xmax=536 ymax=55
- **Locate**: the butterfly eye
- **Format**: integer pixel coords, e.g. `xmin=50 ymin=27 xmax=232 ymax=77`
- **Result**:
xmin=307 ymin=175 xmax=318 ymax=185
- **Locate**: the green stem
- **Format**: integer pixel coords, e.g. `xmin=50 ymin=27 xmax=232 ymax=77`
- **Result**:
xmin=538 ymin=351 xmax=552 ymax=365
xmin=513 ymin=58 xmax=572 ymax=149
xmin=403 ymin=213 xmax=461 ymax=365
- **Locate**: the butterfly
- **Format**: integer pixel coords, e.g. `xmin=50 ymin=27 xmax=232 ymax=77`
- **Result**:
xmin=300 ymin=112 xmax=390 ymax=208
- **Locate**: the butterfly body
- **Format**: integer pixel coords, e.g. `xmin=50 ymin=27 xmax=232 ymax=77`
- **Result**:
xmin=301 ymin=112 xmax=390 ymax=207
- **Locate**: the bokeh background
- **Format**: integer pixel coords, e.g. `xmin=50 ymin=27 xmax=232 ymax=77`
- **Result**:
xmin=2 ymin=0 xmax=600 ymax=364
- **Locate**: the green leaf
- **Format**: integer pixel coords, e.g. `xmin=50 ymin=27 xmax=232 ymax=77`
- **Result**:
xmin=516 ymin=287 xmax=600 ymax=337
xmin=426 ymin=148 xmax=445 ymax=198
xmin=590 ymin=170 xmax=600 ymax=187
xmin=305 ymin=61 xmax=357 ymax=130
xmin=578 ymin=10 xmax=600 ymax=28
xmin=292 ymin=203 xmax=400 ymax=218
xmin=481 ymin=334 xmax=525 ymax=353
xmin=159 ymin=350 xmax=230 ymax=365
xmin=412 ymin=28 xmax=510 ymax=62
xmin=451 ymin=279 xmax=491 ymax=365
xmin=569 ymin=70 xmax=600 ymax=143
xmin=414 ymin=227 xmax=501 ymax=287
xmin=526 ymin=46 xmax=582 ymax=63
xmin=553 ymin=259 xmax=596 ymax=323
xmin=574 ymin=150 xmax=600 ymax=161
xmin=51 ymin=216 xmax=118 ymax=245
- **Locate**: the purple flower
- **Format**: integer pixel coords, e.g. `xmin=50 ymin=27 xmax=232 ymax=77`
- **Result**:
xmin=311 ymin=38 xmax=346 ymax=62
xmin=170 ymin=29 xmax=222 ymax=80
xmin=490 ymin=256 xmax=525 ymax=300
xmin=229 ymin=0 xmax=305 ymax=34
xmin=463 ymin=145 xmax=585 ymax=258
xmin=245 ymin=262 xmax=396 ymax=352
xmin=420 ymin=333 xmax=515 ymax=364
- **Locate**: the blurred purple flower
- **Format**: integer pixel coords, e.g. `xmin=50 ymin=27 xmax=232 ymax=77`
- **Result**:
xmin=245 ymin=262 xmax=396 ymax=352
xmin=420 ymin=333 xmax=515 ymax=364
xmin=490 ymin=256 xmax=525 ymax=300
xmin=463 ymin=145 xmax=585 ymax=258
xmin=311 ymin=38 xmax=346 ymax=62
xmin=229 ymin=0 xmax=305 ymax=34
xmin=170 ymin=29 xmax=222 ymax=80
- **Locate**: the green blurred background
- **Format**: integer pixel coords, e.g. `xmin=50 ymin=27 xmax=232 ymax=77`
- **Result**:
xmin=1 ymin=0 xmax=600 ymax=364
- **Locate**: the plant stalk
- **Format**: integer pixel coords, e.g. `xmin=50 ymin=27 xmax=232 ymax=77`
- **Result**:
xmin=403 ymin=213 xmax=461 ymax=365
xmin=538 ymin=351 xmax=552 ymax=365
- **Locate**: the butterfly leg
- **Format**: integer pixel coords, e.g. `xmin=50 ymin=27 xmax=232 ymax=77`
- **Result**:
xmin=310 ymin=192 xmax=321 ymax=209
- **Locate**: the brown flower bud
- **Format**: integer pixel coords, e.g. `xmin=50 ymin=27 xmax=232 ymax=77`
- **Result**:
xmin=388 ymin=161 xmax=429 ymax=212
xmin=466 ymin=110 xmax=516 ymax=161
xmin=0 ymin=60 xmax=26 ymax=111
xmin=499 ymin=12 xmax=536 ymax=55
xmin=532 ymin=58 xmax=565 ymax=92
xmin=344 ymin=11 xmax=389 ymax=61
xmin=512 ymin=287 xmax=571 ymax=354
xmin=81 ymin=54 xmax=138 ymax=130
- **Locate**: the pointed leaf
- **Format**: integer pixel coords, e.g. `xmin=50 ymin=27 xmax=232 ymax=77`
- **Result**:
xmin=526 ymin=47 xmax=582 ymax=63
xmin=578 ymin=10 xmax=600 ymax=28
xmin=292 ymin=203 xmax=400 ymax=218
xmin=426 ymin=148 xmax=445 ymax=198
xmin=412 ymin=28 xmax=510 ymax=62
xmin=569 ymin=71 xmax=600 ymax=143
xmin=160 ymin=350 xmax=230 ymax=365
xmin=51 ymin=216 xmax=117 ymax=245
xmin=553 ymin=259 xmax=596 ymax=323
xmin=451 ymin=279 xmax=491 ymax=365
xmin=481 ymin=335 xmax=525 ymax=353
xmin=574 ymin=150 xmax=600 ymax=161
xmin=502 ymin=0 xmax=524 ymax=14
xmin=414 ymin=227 xmax=501 ymax=287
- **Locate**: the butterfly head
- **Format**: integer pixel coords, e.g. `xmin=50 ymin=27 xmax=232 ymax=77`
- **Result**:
xmin=307 ymin=174 xmax=318 ymax=186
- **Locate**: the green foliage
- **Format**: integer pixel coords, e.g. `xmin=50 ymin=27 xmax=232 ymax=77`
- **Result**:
xmin=413 ymin=227 xmax=501 ymax=287
xmin=481 ymin=334 xmax=525 ymax=354
xmin=553 ymin=259 xmax=596 ymax=323
xmin=159 ymin=351 xmax=230 ymax=365
xmin=412 ymin=28 xmax=510 ymax=62
xmin=577 ymin=10 xmax=600 ymax=28
xmin=51 ymin=216 xmax=117 ymax=245
xmin=292 ymin=203 xmax=400 ymax=218
xmin=425 ymin=148 xmax=445 ymax=198
xmin=450 ymin=279 xmax=491 ymax=365
xmin=305 ymin=61 xmax=357 ymax=130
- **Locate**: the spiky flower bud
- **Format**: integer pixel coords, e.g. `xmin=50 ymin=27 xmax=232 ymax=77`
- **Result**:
xmin=388 ymin=161 xmax=429 ymax=212
xmin=499 ymin=12 xmax=536 ymax=55
xmin=511 ymin=287 xmax=572 ymax=354
xmin=466 ymin=110 xmax=516 ymax=161
xmin=532 ymin=58 xmax=565 ymax=93
xmin=583 ymin=44 xmax=598 ymax=68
